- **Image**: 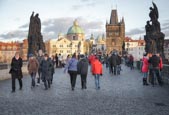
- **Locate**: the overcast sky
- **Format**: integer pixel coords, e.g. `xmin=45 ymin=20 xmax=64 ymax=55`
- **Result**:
xmin=0 ymin=0 xmax=169 ymax=42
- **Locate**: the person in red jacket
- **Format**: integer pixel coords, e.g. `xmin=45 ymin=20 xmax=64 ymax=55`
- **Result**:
xmin=141 ymin=53 xmax=149 ymax=85
xmin=91 ymin=56 xmax=103 ymax=90
xmin=157 ymin=53 xmax=163 ymax=77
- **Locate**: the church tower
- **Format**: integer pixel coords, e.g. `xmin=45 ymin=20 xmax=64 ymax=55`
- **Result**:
xmin=106 ymin=9 xmax=125 ymax=54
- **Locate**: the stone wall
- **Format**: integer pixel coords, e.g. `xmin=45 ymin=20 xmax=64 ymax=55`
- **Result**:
xmin=0 ymin=62 xmax=28 ymax=80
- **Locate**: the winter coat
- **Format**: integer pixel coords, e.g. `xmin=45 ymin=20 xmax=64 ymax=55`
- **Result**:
xmin=40 ymin=59 xmax=53 ymax=81
xmin=141 ymin=57 xmax=149 ymax=73
xmin=148 ymin=55 xmax=160 ymax=68
xmin=9 ymin=57 xmax=23 ymax=79
xmin=49 ymin=58 xmax=55 ymax=75
xmin=88 ymin=55 xmax=95 ymax=64
xmin=66 ymin=58 xmax=78 ymax=72
xmin=77 ymin=58 xmax=88 ymax=75
xmin=116 ymin=55 xmax=122 ymax=65
xmin=92 ymin=59 xmax=102 ymax=75
xmin=109 ymin=54 xmax=118 ymax=66
xmin=37 ymin=55 xmax=44 ymax=71
xmin=28 ymin=58 xmax=39 ymax=74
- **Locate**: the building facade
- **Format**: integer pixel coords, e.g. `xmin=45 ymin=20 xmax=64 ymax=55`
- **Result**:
xmin=106 ymin=9 xmax=125 ymax=54
xmin=0 ymin=42 xmax=20 ymax=63
xmin=125 ymin=37 xmax=145 ymax=61
xmin=45 ymin=20 xmax=86 ymax=57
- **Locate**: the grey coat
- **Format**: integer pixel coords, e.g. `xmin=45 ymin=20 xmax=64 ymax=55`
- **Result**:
xmin=77 ymin=58 xmax=88 ymax=75
xmin=40 ymin=59 xmax=53 ymax=81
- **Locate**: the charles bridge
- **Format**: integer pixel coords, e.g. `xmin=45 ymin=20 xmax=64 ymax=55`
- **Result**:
xmin=0 ymin=62 xmax=169 ymax=115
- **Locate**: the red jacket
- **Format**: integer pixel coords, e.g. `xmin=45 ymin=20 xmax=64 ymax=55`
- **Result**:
xmin=159 ymin=57 xmax=163 ymax=70
xmin=142 ymin=57 xmax=149 ymax=73
xmin=89 ymin=55 xmax=96 ymax=64
xmin=92 ymin=59 xmax=102 ymax=75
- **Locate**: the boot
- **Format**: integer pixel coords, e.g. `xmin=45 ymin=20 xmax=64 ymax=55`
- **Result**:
xmin=143 ymin=78 xmax=149 ymax=86
xmin=145 ymin=78 xmax=149 ymax=86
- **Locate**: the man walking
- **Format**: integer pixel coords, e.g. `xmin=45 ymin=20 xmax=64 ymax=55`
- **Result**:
xmin=77 ymin=54 xmax=88 ymax=89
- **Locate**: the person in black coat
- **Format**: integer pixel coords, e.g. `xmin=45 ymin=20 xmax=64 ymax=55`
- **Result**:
xmin=9 ymin=52 xmax=23 ymax=93
xmin=109 ymin=52 xmax=118 ymax=75
xmin=77 ymin=54 xmax=88 ymax=89
xmin=148 ymin=54 xmax=163 ymax=86
xmin=40 ymin=54 xmax=53 ymax=90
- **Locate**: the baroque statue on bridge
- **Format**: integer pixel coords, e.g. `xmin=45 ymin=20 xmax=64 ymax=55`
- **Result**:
xmin=28 ymin=11 xmax=45 ymax=57
xmin=144 ymin=2 xmax=165 ymax=57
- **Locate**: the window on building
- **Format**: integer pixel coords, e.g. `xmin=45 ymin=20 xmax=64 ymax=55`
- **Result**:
xmin=109 ymin=33 xmax=113 ymax=36
xmin=73 ymin=36 xmax=76 ymax=40
xmin=115 ymin=32 xmax=119 ymax=36
xmin=60 ymin=50 xmax=63 ymax=53
xmin=60 ymin=45 xmax=63 ymax=47
xmin=53 ymin=45 xmax=56 ymax=48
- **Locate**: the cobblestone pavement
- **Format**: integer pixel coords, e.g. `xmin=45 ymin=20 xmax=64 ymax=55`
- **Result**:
xmin=0 ymin=65 xmax=169 ymax=115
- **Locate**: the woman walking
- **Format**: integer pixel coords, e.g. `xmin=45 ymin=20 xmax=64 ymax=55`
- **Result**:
xmin=141 ymin=53 xmax=149 ymax=85
xmin=64 ymin=53 xmax=78 ymax=91
xmin=91 ymin=56 xmax=103 ymax=90
xmin=9 ymin=52 xmax=23 ymax=93
xmin=41 ymin=54 xmax=53 ymax=90
xmin=27 ymin=54 xmax=39 ymax=88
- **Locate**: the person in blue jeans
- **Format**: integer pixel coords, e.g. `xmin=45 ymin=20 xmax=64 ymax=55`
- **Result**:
xmin=91 ymin=56 xmax=103 ymax=90
xmin=27 ymin=54 xmax=39 ymax=88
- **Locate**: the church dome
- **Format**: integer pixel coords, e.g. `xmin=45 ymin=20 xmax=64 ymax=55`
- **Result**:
xmin=67 ymin=20 xmax=84 ymax=34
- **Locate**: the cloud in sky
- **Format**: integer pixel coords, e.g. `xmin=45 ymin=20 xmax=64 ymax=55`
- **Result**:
xmin=72 ymin=0 xmax=97 ymax=10
xmin=0 ymin=17 xmax=104 ymax=41
xmin=0 ymin=30 xmax=28 ymax=40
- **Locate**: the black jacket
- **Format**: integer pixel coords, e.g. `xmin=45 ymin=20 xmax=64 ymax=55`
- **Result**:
xmin=10 ymin=57 xmax=23 ymax=78
xmin=77 ymin=58 xmax=88 ymax=75
xmin=109 ymin=54 xmax=118 ymax=66
xmin=116 ymin=55 xmax=121 ymax=65
xmin=149 ymin=55 xmax=160 ymax=68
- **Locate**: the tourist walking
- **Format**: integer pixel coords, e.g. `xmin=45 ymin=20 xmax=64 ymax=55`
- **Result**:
xmin=141 ymin=53 xmax=149 ymax=85
xmin=64 ymin=53 xmax=78 ymax=91
xmin=40 ymin=54 xmax=53 ymax=90
xmin=129 ymin=54 xmax=134 ymax=70
xmin=109 ymin=52 xmax=118 ymax=75
xmin=148 ymin=53 xmax=163 ymax=86
xmin=55 ymin=53 xmax=59 ymax=68
xmin=91 ymin=56 xmax=103 ymax=90
xmin=27 ymin=54 xmax=39 ymax=88
xmin=9 ymin=52 xmax=23 ymax=93
xmin=36 ymin=50 xmax=44 ymax=85
xmin=48 ymin=56 xmax=55 ymax=84
xmin=77 ymin=54 xmax=88 ymax=89
xmin=116 ymin=54 xmax=122 ymax=75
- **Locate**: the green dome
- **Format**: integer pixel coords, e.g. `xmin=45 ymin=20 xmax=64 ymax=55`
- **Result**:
xmin=67 ymin=20 xmax=84 ymax=34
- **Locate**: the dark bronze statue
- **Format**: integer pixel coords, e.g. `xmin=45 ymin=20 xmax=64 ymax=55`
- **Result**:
xmin=144 ymin=2 xmax=165 ymax=58
xmin=28 ymin=12 xmax=45 ymax=57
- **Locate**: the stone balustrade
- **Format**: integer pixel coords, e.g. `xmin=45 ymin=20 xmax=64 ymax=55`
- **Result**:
xmin=0 ymin=62 xmax=28 ymax=80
